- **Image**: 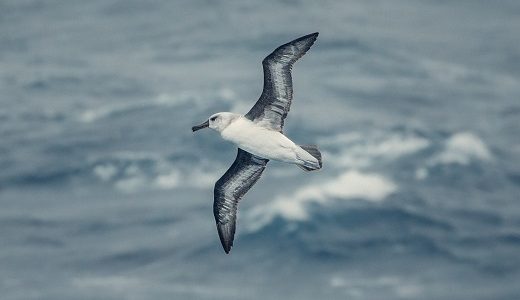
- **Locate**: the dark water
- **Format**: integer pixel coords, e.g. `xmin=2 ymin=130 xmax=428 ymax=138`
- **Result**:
xmin=1 ymin=0 xmax=520 ymax=299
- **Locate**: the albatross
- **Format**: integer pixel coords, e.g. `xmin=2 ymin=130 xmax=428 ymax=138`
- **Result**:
xmin=192 ymin=32 xmax=322 ymax=253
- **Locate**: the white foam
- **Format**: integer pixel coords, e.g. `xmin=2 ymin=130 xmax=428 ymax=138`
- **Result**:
xmin=321 ymin=132 xmax=430 ymax=168
xmin=153 ymin=168 xmax=217 ymax=190
xmin=79 ymin=99 xmax=163 ymax=123
xmin=183 ymin=168 xmax=219 ymax=189
xmin=246 ymin=170 xmax=397 ymax=231
xmin=114 ymin=176 xmax=147 ymax=193
xmin=218 ymin=87 xmax=236 ymax=101
xmin=372 ymin=134 xmax=430 ymax=158
xmin=93 ymin=164 xmax=118 ymax=181
xmin=80 ymin=105 xmax=117 ymax=123
xmin=432 ymin=132 xmax=491 ymax=165
xmin=79 ymin=88 xmax=238 ymax=123
xmin=90 ymin=150 xmax=220 ymax=192
xmin=154 ymin=170 xmax=182 ymax=189
xmin=318 ymin=132 xmax=363 ymax=147
xmin=329 ymin=275 xmax=422 ymax=299
xmin=113 ymin=167 xmax=218 ymax=193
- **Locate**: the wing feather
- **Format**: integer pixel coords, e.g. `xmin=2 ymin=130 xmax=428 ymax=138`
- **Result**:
xmin=245 ymin=32 xmax=319 ymax=131
xmin=213 ymin=148 xmax=268 ymax=253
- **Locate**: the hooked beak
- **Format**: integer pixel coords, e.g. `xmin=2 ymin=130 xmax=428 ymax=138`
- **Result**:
xmin=192 ymin=120 xmax=209 ymax=132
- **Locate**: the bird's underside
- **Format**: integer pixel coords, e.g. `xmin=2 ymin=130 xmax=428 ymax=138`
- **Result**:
xmin=213 ymin=32 xmax=319 ymax=253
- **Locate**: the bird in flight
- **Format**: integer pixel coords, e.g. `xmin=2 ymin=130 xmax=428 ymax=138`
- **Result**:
xmin=192 ymin=32 xmax=321 ymax=253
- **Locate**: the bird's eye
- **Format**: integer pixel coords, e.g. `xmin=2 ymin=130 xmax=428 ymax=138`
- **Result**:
xmin=210 ymin=116 xmax=217 ymax=122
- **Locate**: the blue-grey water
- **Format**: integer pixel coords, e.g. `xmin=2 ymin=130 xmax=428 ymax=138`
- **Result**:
xmin=1 ymin=0 xmax=520 ymax=299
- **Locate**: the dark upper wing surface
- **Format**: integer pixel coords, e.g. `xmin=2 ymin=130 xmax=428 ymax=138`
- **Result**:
xmin=245 ymin=32 xmax=319 ymax=132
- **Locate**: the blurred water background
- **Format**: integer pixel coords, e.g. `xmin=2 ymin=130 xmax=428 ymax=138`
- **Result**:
xmin=1 ymin=0 xmax=520 ymax=299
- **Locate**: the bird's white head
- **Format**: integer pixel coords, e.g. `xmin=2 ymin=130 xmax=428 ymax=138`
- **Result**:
xmin=192 ymin=112 xmax=240 ymax=133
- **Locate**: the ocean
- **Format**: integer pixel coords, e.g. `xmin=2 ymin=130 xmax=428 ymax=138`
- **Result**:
xmin=1 ymin=0 xmax=519 ymax=299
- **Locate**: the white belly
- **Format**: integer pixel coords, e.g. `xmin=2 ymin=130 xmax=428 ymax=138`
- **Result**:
xmin=221 ymin=118 xmax=299 ymax=163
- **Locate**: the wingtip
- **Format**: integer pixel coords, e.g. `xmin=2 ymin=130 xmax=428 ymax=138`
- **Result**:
xmin=298 ymin=32 xmax=319 ymax=42
xmin=310 ymin=32 xmax=319 ymax=44
xmin=297 ymin=32 xmax=319 ymax=51
xmin=221 ymin=239 xmax=233 ymax=254
xmin=217 ymin=222 xmax=235 ymax=254
xmin=304 ymin=32 xmax=319 ymax=40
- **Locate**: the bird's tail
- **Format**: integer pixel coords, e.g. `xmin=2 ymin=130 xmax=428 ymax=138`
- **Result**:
xmin=297 ymin=144 xmax=322 ymax=172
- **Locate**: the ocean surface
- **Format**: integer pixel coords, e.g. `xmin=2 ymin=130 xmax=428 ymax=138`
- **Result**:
xmin=1 ymin=0 xmax=520 ymax=299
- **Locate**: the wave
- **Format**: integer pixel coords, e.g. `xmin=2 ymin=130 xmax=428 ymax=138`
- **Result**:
xmin=416 ymin=132 xmax=492 ymax=180
xmin=240 ymin=204 xmax=459 ymax=262
xmin=431 ymin=132 xmax=491 ymax=165
xmin=320 ymin=131 xmax=430 ymax=169
xmin=243 ymin=130 xmax=493 ymax=231
xmin=90 ymin=151 xmax=222 ymax=193
xmin=329 ymin=275 xmax=422 ymax=298
xmin=78 ymin=88 xmax=238 ymax=123
xmin=245 ymin=170 xmax=397 ymax=232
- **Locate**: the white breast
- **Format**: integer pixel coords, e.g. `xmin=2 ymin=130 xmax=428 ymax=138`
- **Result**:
xmin=221 ymin=117 xmax=299 ymax=162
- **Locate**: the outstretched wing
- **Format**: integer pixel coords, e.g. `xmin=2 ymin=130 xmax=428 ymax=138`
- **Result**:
xmin=214 ymin=148 xmax=268 ymax=253
xmin=245 ymin=32 xmax=319 ymax=132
